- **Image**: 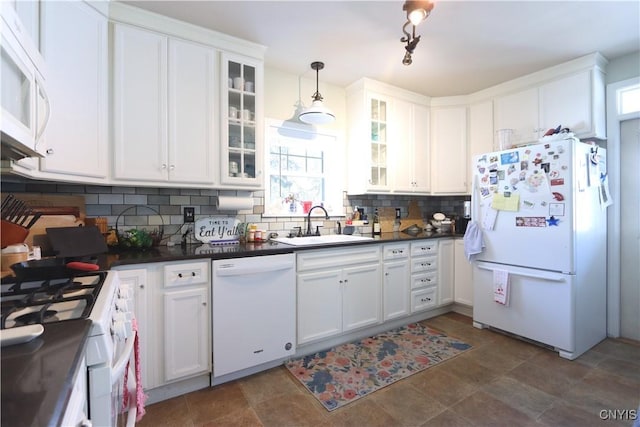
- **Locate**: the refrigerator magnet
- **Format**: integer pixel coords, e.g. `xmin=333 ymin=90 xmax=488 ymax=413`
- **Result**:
xmin=546 ymin=216 xmax=560 ymax=226
xmin=549 ymin=203 xmax=565 ymax=216
xmin=500 ymin=151 xmax=520 ymax=164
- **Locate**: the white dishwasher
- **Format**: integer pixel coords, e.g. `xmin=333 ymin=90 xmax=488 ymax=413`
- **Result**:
xmin=212 ymin=253 xmax=296 ymax=379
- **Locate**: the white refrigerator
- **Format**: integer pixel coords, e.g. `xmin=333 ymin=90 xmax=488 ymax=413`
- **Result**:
xmin=471 ymin=137 xmax=608 ymax=360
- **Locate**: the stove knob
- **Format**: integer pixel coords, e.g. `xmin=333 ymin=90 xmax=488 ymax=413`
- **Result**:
xmin=115 ymin=298 xmax=130 ymax=312
xmin=118 ymin=285 xmax=132 ymax=299
xmin=111 ymin=320 xmax=127 ymax=341
xmin=113 ymin=311 xmax=133 ymax=322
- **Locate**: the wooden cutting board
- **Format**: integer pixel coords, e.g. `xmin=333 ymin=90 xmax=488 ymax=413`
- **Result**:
xmin=5 ymin=194 xmax=87 ymax=254
xmin=378 ymin=201 xmax=425 ymax=233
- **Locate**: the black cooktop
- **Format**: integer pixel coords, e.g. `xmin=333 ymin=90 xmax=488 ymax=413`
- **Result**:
xmin=0 ymin=271 xmax=107 ymax=329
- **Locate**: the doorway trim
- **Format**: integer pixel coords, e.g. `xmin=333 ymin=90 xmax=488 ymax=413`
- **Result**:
xmin=606 ymin=77 xmax=640 ymax=337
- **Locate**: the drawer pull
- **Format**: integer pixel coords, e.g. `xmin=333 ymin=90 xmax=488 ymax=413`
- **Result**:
xmin=420 ymin=297 xmax=432 ymax=302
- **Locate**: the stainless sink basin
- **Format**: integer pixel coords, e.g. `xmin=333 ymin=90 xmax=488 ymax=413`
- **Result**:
xmin=271 ymin=234 xmax=374 ymax=247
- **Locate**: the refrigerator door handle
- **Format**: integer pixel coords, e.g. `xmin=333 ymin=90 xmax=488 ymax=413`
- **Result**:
xmin=476 ymin=262 xmax=567 ymax=282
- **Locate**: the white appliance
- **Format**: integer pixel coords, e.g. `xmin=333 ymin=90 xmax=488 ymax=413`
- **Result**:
xmin=0 ymin=3 xmax=49 ymax=160
xmin=0 ymin=269 xmax=138 ymax=425
xmin=471 ymin=137 xmax=608 ymax=360
xmin=87 ymin=270 xmax=139 ymax=427
xmin=212 ymin=253 xmax=296 ymax=380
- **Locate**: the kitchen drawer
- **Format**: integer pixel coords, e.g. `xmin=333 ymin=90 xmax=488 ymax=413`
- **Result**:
xmin=411 ymin=255 xmax=438 ymax=274
xmin=164 ymin=260 xmax=209 ymax=287
xmin=411 ymin=271 xmax=438 ymax=289
xmin=297 ymin=245 xmax=381 ymax=272
xmin=411 ymin=287 xmax=438 ymax=312
xmin=383 ymin=243 xmax=409 ymax=260
xmin=411 ymin=241 xmax=438 ymax=257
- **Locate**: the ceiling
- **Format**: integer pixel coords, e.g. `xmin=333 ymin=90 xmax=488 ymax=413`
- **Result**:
xmin=120 ymin=1 xmax=640 ymax=97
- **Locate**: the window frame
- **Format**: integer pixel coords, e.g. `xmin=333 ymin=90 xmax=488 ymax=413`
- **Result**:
xmin=263 ymin=118 xmax=345 ymax=218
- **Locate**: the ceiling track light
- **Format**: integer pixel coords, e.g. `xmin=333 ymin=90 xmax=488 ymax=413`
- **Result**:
xmin=298 ymin=61 xmax=336 ymax=125
xmin=400 ymin=0 xmax=434 ymax=66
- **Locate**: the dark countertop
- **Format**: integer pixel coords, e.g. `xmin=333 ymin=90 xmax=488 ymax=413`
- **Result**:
xmin=1 ymin=319 xmax=92 ymax=427
xmin=107 ymin=231 xmax=463 ymax=268
xmin=0 ymin=230 xmax=462 ymax=425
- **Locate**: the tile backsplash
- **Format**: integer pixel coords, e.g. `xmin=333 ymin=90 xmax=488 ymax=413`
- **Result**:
xmin=1 ymin=179 xmax=469 ymax=244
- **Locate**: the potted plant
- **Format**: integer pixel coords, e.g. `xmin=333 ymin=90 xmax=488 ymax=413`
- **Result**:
xmin=283 ymin=193 xmax=299 ymax=213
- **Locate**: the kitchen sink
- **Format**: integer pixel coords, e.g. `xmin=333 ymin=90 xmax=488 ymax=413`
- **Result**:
xmin=271 ymin=234 xmax=374 ymax=246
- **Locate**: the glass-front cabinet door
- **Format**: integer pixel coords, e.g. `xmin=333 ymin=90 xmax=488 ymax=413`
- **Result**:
xmin=220 ymin=52 xmax=263 ymax=187
xmin=368 ymin=95 xmax=388 ymax=189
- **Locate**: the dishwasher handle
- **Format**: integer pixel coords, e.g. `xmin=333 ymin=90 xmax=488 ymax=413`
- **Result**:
xmin=214 ymin=260 xmax=294 ymax=277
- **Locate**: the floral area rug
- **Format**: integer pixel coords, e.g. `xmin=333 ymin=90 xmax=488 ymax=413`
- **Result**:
xmin=285 ymin=323 xmax=472 ymax=411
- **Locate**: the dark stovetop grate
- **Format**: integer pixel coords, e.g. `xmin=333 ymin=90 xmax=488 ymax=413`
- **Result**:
xmin=0 ymin=271 xmax=107 ymax=329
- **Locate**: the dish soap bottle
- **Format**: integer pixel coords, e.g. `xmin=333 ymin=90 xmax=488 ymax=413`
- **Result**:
xmin=372 ymin=208 xmax=381 ymax=236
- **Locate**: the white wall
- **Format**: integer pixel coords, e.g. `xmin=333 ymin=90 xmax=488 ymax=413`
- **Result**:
xmin=264 ymin=67 xmax=347 ymax=135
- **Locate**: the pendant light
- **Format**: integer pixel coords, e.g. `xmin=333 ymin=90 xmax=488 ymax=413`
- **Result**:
xmin=298 ymin=61 xmax=335 ymax=125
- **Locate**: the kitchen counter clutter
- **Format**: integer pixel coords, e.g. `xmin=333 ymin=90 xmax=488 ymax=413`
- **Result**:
xmin=1 ymin=319 xmax=92 ymax=426
xmin=106 ymin=231 xmax=463 ymax=268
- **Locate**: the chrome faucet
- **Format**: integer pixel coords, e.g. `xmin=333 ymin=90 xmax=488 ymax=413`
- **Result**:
xmin=306 ymin=205 xmax=329 ymax=236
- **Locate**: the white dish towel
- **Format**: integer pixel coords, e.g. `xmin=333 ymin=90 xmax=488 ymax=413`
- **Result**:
xmin=463 ymin=220 xmax=485 ymax=261
xmin=493 ymin=269 xmax=510 ymax=306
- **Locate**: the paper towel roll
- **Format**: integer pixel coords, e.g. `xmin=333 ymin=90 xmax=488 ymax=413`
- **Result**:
xmin=216 ymin=195 xmax=254 ymax=211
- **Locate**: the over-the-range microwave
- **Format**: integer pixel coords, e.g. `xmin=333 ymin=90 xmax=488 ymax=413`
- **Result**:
xmin=1 ymin=2 xmax=48 ymax=161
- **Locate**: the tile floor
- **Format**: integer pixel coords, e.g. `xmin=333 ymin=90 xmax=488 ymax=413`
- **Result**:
xmin=137 ymin=312 xmax=640 ymax=426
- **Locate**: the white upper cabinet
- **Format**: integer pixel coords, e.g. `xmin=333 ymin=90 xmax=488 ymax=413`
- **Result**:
xmin=346 ymin=86 xmax=393 ymax=193
xmin=430 ymin=106 xmax=468 ymax=194
xmin=219 ymin=52 xmax=264 ymax=188
xmin=112 ymin=23 xmax=216 ymax=186
xmin=394 ymin=101 xmax=430 ymax=193
xmin=494 ymin=87 xmax=539 ymax=146
xmin=539 ymin=69 xmax=605 ymax=139
xmin=468 ymin=100 xmax=494 ymax=159
xmin=347 ymin=78 xmax=430 ymax=195
xmin=494 ymin=54 xmax=607 ymax=146
xmin=39 ymin=1 xmax=108 ymax=179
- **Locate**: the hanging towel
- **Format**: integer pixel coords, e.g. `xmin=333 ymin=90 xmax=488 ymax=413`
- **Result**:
xmin=463 ymin=220 xmax=485 ymax=261
xmin=493 ymin=269 xmax=510 ymax=306
xmin=122 ymin=318 xmax=147 ymax=422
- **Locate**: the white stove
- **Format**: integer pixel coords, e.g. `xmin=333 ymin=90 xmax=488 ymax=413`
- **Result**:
xmin=0 ymin=269 xmax=138 ymax=426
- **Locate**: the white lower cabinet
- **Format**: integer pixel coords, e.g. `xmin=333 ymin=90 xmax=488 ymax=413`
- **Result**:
xmin=113 ymin=260 xmax=211 ymax=391
xmin=163 ymin=261 xmax=211 ymax=382
xmin=382 ymin=243 xmax=410 ymax=321
xmin=297 ymin=246 xmax=382 ymax=345
xmin=438 ymin=238 xmax=454 ymax=305
xmin=454 ymin=238 xmax=474 ymax=306
xmin=410 ymin=240 xmax=439 ymax=313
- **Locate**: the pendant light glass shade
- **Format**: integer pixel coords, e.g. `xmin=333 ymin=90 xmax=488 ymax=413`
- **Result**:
xmin=299 ymin=100 xmax=336 ymax=125
xmin=298 ymin=61 xmax=335 ymax=125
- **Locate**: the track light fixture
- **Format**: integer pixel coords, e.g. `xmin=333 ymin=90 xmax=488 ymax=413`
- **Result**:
xmin=400 ymin=1 xmax=434 ymax=66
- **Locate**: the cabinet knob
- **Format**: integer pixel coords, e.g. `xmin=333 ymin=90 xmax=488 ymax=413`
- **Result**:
xmin=162 ymin=164 xmax=167 ymax=169
xmin=385 ymin=272 xmax=389 ymax=276
xmin=169 ymin=165 xmax=175 ymax=170
xmin=139 ymin=284 xmax=145 ymax=289
xmin=46 ymin=148 xmax=54 ymax=155
xmin=202 ymin=302 xmax=207 ymax=306
xmin=192 ymin=272 xmax=196 ymax=277
xmin=178 ymin=273 xmax=183 ymax=278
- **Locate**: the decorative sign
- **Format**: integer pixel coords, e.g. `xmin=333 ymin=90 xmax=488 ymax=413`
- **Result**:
xmin=194 ymin=216 xmax=243 ymax=244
